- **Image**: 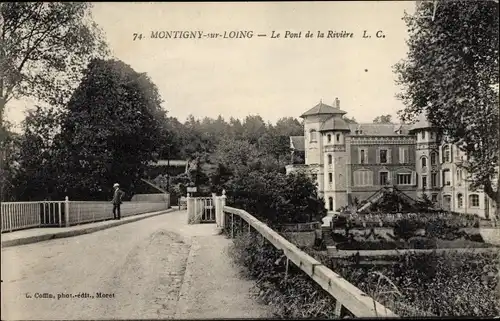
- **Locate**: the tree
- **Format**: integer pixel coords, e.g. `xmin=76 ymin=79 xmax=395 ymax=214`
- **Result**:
xmin=344 ymin=116 xmax=358 ymax=124
xmin=394 ymin=0 xmax=499 ymax=216
xmin=0 ymin=3 xmax=108 ymax=123
xmin=10 ymin=106 xmax=64 ymax=200
xmin=274 ymin=117 xmax=303 ymax=136
xmin=213 ymin=137 xmax=260 ymax=176
xmin=242 ymin=115 xmax=267 ymax=144
xmin=257 ymin=131 xmax=290 ymax=164
xmin=0 ymin=119 xmax=19 ymax=201
xmin=373 ymin=114 xmax=393 ymax=124
xmin=55 ymin=59 xmax=168 ymax=200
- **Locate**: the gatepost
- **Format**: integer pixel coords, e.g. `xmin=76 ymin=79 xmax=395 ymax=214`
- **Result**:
xmin=220 ymin=190 xmax=227 ymax=228
xmin=187 ymin=193 xmax=195 ymax=224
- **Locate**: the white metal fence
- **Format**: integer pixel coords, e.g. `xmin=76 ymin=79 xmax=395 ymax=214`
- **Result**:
xmin=1 ymin=196 xmax=170 ymax=233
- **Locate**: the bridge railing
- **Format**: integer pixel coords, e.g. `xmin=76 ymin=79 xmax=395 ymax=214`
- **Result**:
xmin=67 ymin=201 xmax=169 ymax=226
xmin=1 ymin=196 xmax=170 ymax=233
xmin=1 ymin=201 xmax=67 ymax=232
xmin=218 ymin=202 xmax=398 ymax=318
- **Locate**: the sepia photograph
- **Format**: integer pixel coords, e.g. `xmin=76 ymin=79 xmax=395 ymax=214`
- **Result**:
xmin=0 ymin=1 xmax=499 ymax=319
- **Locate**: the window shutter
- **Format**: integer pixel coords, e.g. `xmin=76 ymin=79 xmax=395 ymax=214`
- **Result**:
xmin=358 ymin=148 xmax=361 ymax=164
xmin=388 ymin=149 xmax=392 ymax=164
xmin=439 ymin=145 xmax=443 ymax=164
xmin=388 ymin=171 xmax=392 ymax=185
xmin=411 ymin=171 xmax=416 ymax=186
xmin=376 ymin=148 xmax=380 ymax=163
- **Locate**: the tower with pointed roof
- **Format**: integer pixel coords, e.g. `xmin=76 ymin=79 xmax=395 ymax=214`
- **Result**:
xmin=300 ymin=97 xmax=350 ymax=211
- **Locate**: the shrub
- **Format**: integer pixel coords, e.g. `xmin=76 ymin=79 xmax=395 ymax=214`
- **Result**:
xmin=228 ymin=231 xmax=347 ymax=318
xmin=393 ymin=219 xmax=422 ymax=241
xmin=408 ymin=236 xmax=437 ymax=249
xmin=225 ymin=171 xmax=326 ymax=225
xmin=307 ymin=249 xmax=500 ymax=317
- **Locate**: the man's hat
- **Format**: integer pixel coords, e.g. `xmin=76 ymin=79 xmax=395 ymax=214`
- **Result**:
xmin=113 ymin=183 xmax=120 ymax=188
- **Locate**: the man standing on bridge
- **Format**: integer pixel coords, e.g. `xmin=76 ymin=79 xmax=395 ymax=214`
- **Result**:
xmin=112 ymin=183 xmax=124 ymax=220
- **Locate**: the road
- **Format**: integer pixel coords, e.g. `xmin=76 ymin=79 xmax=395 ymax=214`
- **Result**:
xmin=1 ymin=210 xmax=270 ymax=320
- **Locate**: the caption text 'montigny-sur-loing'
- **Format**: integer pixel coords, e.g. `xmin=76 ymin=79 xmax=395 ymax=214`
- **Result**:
xmin=132 ymin=30 xmax=387 ymax=40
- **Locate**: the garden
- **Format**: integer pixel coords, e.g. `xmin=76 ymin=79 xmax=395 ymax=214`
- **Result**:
xmin=226 ymin=183 xmax=499 ymax=318
xmin=328 ymin=213 xmax=494 ymax=251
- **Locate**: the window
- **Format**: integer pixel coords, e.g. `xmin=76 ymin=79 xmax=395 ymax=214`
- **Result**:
xmin=443 ymin=169 xmax=451 ymax=186
xmin=430 ymin=132 xmax=435 ymax=140
xmin=328 ymin=197 xmax=334 ymax=211
xmin=327 ymin=134 xmax=331 ymax=143
xmin=421 ymin=131 xmax=426 ymax=139
xmin=354 ymin=170 xmax=373 ymax=186
xmin=312 ymin=174 xmax=317 ymax=181
xmin=443 ymin=145 xmax=451 ymax=163
xmin=310 ymin=130 xmax=317 ymax=142
xmin=379 ymin=149 xmax=388 ymax=164
xmin=360 ymin=149 xmax=366 ymax=164
xmin=457 ymin=194 xmax=463 ymax=208
xmin=431 ymin=152 xmax=437 ymax=165
xmin=422 ymin=176 xmax=427 ymax=189
xmin=397 ymin=173 xmax=412 ymax=185
xmin=328 ymin=154 xmax=332 ymax=165
xmin=399 ymin=147 xmax=409 ymax=164
xmin=431 ymin=194 xmax=438 ymax=203
xmin=379 ymin=171 xmax=389 ymax=185
xmin=431 ymin=173 xmax=437 ymax=187
xmin=457 ymin=169 xmax=463 ymax=183
xmin=336 ymin=134 xmax=340 ymax=142
xmin=421 ymin=157 xmax=427 ymax=168
xmin=329 ymin=173 xmax=333 ymax=183
xmin=469 ymin=194 xmax=480 ymax=207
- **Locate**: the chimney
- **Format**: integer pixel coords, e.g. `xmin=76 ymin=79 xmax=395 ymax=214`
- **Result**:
xmin=334 ymin=97 xmax=340 ymax=108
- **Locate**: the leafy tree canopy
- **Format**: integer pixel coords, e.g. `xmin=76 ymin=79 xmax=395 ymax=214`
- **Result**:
xmin=0 ymin=2 xmax=108 ymax=122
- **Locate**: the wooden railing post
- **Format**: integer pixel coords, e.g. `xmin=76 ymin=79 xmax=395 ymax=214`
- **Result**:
xmin=335 ymin=300 xmax=343 ymax=318
xmin=231 ymin=212 xmax=234 ymax=239
xmin=64 ymin=196 xmax=70 ymax=227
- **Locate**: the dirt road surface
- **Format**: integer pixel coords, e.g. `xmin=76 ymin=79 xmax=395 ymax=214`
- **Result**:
xmin=1 ymin=210 xmax=270 ymax=320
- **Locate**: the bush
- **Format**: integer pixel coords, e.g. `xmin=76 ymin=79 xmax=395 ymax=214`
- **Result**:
xmin=226 ymin=171 xmax=326 ymax=225
xmin=393 ymin=219 xmax=422 ymax=241
xmin=228 ymin=231 xmax=348 ymax=318
xmin=307 ymin=249 xmax=500 ymax=317
xmin=408 ymin=237 xmax=437 ymax=249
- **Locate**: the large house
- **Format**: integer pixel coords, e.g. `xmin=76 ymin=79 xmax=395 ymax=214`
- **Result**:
xmin=285 ymin=98 xmax=497 ymax=219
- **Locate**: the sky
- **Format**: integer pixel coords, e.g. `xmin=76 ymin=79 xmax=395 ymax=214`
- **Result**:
xmin=5 ymin=1 xmax=417 ymax=128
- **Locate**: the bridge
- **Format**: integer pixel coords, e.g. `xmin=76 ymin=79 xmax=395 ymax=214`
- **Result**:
xmin=1 ymin=193 xmax=396 ymax=319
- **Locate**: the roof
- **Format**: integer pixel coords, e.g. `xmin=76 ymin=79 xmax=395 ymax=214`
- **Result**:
xmin=300 ymin=102 xmax=347 ymax=118
xmin=290 ymin=136 xmax=305 ymax=151
xmin=348 ymin=123 xmax=413 ymax=136
xmin=319 ymin=116 xmax=351 ymax=132
xmin=409 ymin=113 xmax=433 ymax=132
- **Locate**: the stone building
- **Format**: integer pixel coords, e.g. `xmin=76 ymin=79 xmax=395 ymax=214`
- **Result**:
xmin=285 ymin=99 xmax=496 ymax=218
